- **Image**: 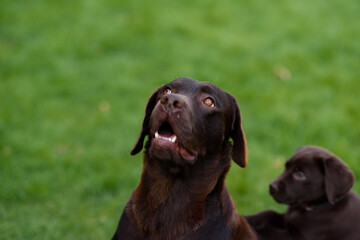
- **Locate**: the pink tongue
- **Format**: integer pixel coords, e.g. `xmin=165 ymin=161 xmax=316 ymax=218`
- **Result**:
xmin=179 ymin=147 xmax=196 ymax=162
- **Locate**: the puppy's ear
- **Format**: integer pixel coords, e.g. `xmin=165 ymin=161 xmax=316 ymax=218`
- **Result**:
xmin=228 ymin=95 xmax=247 ymax=168
xmin=323 ymin=156 xmax=354 ymax=204
xmin=130 ymin=90 xmax=159 ymax=155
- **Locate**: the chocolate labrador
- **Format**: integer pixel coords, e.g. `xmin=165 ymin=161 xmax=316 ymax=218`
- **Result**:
xmin=246 ymin=145 xmax=360 ymax=240
xmin=112 ymin=77 xmax=256 ymax=240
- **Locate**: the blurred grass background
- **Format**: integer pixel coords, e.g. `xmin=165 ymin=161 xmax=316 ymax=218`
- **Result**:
xmin=1 ymin=0 xmax=360 ymax=238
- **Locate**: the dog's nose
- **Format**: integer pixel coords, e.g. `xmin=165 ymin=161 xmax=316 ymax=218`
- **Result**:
xmin=269 ymin=182 xmax=279 ymax=193
xmin=160 ymin=94 xmax=184 ymax=113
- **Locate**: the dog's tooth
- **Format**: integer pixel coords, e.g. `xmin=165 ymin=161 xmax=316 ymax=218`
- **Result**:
xmin=155 ymin=132 xmax=159 ymax=139
xmin=171 ymin=136 xmax=177 ymax=143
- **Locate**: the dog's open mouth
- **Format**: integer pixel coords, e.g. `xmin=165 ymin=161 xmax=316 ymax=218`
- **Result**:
xmin=155 ymin=122 xmax=177 ymax=143
xmin=154 ymin=121 xmax=196 ymax=162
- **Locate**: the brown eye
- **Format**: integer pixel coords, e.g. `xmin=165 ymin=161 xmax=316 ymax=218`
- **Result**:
xmin=163 ymin=88 xmax=172 ymax=95
xmin=203 ymin=98 xmax=215 ymax=107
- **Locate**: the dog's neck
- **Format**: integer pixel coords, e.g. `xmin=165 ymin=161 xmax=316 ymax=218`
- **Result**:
xmin=129 ymin=153 xmax=235 ymax=239
xmin=292 ymin=194 xmax=348 ymax=212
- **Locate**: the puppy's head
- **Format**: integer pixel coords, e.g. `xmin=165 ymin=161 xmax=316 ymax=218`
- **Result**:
xmin=270 ymin=146 xmax=354 ymax=206
xmin=130 ymin=77 xmax=247 ymax=169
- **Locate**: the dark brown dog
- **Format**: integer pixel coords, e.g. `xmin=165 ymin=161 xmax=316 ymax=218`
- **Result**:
xmin=112 ymin=77 xmax=256 ymax=240
xmin=246 ymin=145 xmax=360 ymax=240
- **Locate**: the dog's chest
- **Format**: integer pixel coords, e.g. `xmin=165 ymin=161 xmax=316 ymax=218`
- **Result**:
xmin=133 ymin=182 xmax=207 ymax=238
xmin=285 ymin=209 xmax=346 ymax=240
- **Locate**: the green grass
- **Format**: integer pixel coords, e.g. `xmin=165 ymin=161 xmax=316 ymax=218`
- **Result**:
xmin=1 ymin=0 xmax=360 ymax=238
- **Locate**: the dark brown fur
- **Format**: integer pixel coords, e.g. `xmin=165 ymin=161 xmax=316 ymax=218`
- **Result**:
xmin=246 ymin=146 xmax=360 ymax=240
xmin=112 ymin=77 xmax=256 ymax=240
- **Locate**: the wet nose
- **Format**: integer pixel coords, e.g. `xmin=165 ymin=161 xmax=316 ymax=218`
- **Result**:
xmin=160 ymin=94 xmax=184 ymax=113
xmin=269 ymin=182 xmax=279 ymax=193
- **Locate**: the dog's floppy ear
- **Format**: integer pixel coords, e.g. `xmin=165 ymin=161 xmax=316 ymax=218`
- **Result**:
xmin=130 ymin=90 xmax=159 ymax=155
xmin=323 ymin=155 xmax=354 ymax=204
xmin=228 ymin=95 xmax=247 ymax=168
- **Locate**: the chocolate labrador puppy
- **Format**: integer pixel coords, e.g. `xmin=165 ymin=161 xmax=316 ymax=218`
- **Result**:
xmin=246 ymin=145 xmax=360 ymax=240
xmin=112 ymin=77 xmax=256 ymax=240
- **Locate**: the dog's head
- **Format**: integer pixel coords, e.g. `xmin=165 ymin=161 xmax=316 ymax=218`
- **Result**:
xmin=270 ymin=145 xmax=354 ymax=206
xmin=130 ymin=77 xmax=247 ymax=169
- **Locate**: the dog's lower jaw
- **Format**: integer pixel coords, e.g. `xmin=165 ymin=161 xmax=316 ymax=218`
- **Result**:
xmin=149 ymin=137 xmax=197 ymax=166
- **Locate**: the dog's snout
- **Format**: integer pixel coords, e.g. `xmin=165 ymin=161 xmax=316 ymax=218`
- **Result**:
xmin=270 ymin=182 xmax=279 ymax=193
xmin=161 ymin=94 xmax=184 ymax=113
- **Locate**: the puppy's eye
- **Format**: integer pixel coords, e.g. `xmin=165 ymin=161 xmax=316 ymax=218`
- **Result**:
xmin=163 ymin=88 xmax=172 ymax=95
xmin=293 ymin=170 xmax=306 ymax=181
xmin=203 ymin=97 xmax=215 ymax=108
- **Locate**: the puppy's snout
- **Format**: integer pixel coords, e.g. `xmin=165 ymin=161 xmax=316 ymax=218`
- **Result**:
xmin=161 ymin=94 xmax=184 ymax=113
xmin=269 ymin=182 xmax=279 ymax=194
